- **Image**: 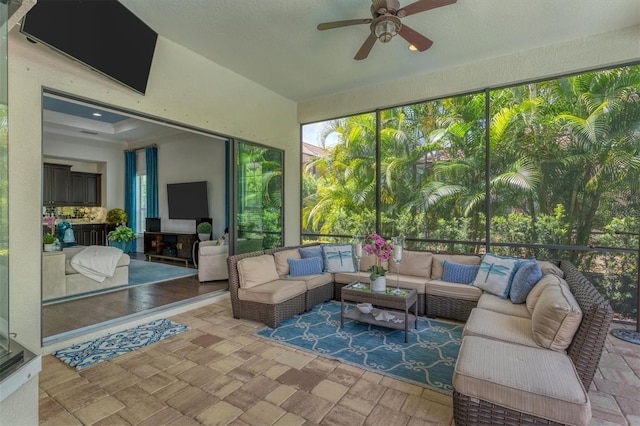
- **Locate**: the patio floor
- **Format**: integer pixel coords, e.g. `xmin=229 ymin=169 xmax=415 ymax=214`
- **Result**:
xmin=38 ymin=297 xmax=640 ymax=425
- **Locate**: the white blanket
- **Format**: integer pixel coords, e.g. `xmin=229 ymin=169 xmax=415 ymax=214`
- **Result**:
xmin=70 ymin=246 xmax=123 ymax=283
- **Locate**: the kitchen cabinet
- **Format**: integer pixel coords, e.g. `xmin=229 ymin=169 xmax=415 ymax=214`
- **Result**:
xmin=43 ymin=163 xmax=71 ymax=205
xmin=72 ymin=223 xmax=106 ymax=246
xmin=70 ymin=172 xmax=101 ymax=206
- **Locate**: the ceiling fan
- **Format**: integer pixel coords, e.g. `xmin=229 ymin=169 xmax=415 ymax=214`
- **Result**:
xmin=317 ymin=0 xmax=456 ymax=60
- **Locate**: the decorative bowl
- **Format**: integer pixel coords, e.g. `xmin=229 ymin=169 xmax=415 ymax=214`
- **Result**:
xmin=356 ymin=303 xmax=373 ymax=314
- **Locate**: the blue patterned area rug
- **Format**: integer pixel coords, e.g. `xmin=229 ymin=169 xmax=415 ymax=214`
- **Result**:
xmin=54 ymin=319 xmax=189 ymax=370
xmin=256 ymin=301 xmax=463 ymax=394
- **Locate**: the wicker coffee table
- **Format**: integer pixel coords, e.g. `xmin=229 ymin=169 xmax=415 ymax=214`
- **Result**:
xmin=340 ymin=282 xmax=418 ymax=342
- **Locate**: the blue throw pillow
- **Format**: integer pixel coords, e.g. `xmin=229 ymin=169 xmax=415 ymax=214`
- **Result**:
xmin=442 ymin=261 xmax=480 ymax=284
xmin=288 ymin=257 xmax=323 ymax=277
xmin=471 ymin=253 xmax=520 ymax=299
xmin=321 ymin=243 xmax=356 ymax=273
xmin=509 ymin=259 xmax=543 ymax=303
xmin=299 ymin=246 xmax=324 ymax=269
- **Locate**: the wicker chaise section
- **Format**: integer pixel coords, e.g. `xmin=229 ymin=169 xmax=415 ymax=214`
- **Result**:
xmin=227 ymin=250 xmax=306 ymax=328
xmin=426 ymin=295 xmax=476 ymax=322
xmin=453 ymin=260 xmax=614 ymax=426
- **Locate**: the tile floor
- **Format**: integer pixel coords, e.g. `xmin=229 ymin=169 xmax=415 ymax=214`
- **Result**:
xmin=39 ymin=298 xmax=640 ymax=425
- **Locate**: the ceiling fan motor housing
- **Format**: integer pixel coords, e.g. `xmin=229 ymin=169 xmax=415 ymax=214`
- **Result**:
xmin=371 ymin=15 xmax=402 ymax=43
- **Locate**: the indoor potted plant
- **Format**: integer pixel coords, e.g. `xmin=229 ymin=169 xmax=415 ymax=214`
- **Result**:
xmin=107 ymin=225 xmax=137 ymax=253
xmin=43 ymin=233 xmax=57 ymax=252
xmin=196 ymin=221 xmax=212 ymax=241
xmin=106 ymin=208 xmax=128 ymax=225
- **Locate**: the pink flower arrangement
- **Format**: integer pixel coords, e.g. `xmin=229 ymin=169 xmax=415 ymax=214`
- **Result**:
xmin=44 ymin=215 xmax=56 ymax=235
xmin=363 ymin=233 xmax=392 ymax=279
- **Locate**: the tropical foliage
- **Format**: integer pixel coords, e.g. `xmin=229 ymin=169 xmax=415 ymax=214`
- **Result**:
xmin=302 ymin=65 xmax=640 ymax=321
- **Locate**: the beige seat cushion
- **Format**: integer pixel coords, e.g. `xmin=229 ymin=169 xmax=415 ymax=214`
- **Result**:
xmin=237 ymin=254 xmax=280 ymax=289
xmin=454 ymin=336 xmax=590 ymax=426
xmin=389 ymin=250 xmax=432 ymax=277
xmin=273 ymin=249 xmax=301 ymax=276
xmin=463 ymin=308 xmax=538 ymax=348
xmin=238 ymin=279 xmax=307 ymax=304
xmin=425 ymin=279 xmax=482 ymax=301
xmin=531 ymin=282 xmax=583 ymax=352
xmin=384 ymin=273 xmax=428 ymax=294
xmin=477 ymin=293 xmax=531 ymax=319
xmin=431 ymin=254 xmax=481 ymax=279
xmin=526 ymin=274 xmax=566 ymax=315
xmin=287 ymin=273 xmax=333 ymax=291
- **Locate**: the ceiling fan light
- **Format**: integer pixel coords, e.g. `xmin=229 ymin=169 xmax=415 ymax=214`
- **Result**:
xmin=408 ymin=44 xmax=418 ymax=51
xmin=374 ymin=19 xmax=399 ymax=43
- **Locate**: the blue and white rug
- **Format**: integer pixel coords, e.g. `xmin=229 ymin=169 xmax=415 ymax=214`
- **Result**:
xmin=127 ymin=259 xmax=198 ymax=286
xmin=256 ymin=301 xmax=463 ymax=394
xmin=54 ymin=319 xmax=190 ymax=370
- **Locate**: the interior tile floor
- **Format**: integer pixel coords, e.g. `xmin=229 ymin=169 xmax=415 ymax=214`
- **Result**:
xmin=39 ymin=298 xmax=640 ymax=425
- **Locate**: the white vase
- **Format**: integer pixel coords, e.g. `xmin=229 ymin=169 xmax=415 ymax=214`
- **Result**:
xmin=198 ymin=233 xmax=211 ymax=241
xmin=371 ymin=275 xmax=386 ymax=292
xmin=43 ymin=244 xmax=55 ymax=252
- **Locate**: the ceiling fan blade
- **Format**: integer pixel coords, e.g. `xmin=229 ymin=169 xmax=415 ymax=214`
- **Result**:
xmin=354 ymin=33 xmax=377 ymax=60
xmin=397 ymin=0 xmax=456 ymax=18
xmin=317 ymin=19 xmax=372 ymax=31
xmin=398 ymin=24 xmax=433 ymax=51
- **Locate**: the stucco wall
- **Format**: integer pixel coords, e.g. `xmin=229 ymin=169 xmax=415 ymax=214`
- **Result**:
xmin=298 ymin=25 xmax=640 ymax=123
xmin=8 ymin=29 xmax=298 ymax=351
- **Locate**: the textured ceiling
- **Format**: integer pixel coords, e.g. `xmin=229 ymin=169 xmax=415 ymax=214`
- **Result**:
xmin=120 ymin=0 xmax=640 ymax=102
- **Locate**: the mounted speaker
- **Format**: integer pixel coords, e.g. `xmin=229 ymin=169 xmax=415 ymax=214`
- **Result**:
xmin=146 ymin=217 xmax=161 ymax=232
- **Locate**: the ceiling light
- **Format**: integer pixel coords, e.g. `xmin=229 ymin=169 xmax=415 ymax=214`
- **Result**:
xmin=408 ymin=44 xmax=418 ymax=51
xmin=373 ymin=16 xmax=401 ymax=43
xmin=92 ymin=112 xmax=102 ymax=117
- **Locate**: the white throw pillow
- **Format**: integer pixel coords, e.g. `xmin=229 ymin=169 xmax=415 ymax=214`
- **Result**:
xmin=321 ymin=244 xmax=356 ymax=273
xmin=471 ymin=253 xmax=519 ymax=299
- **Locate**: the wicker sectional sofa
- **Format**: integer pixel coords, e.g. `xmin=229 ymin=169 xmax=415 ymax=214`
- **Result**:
xmin=227 ymin=244 xmax=613 ymax=425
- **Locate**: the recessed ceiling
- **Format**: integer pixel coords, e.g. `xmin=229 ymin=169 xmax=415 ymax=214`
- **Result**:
xmin=119 ymin=0 xmax=640 ymax=102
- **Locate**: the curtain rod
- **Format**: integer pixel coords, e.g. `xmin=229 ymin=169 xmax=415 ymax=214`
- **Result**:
xmin=125 ymin=144 xmax=157 ymax=153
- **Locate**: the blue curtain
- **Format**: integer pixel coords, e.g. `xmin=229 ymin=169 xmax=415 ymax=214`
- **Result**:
xmin=146 ymin=146 xmax=159 ymax=218
xmin=125 ymin=150 xmax=137 ymax=252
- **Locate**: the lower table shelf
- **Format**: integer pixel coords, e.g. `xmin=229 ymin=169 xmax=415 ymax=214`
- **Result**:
xmin=344 ymin=308 xmax=417 ymax=331
xmin=146 ymin=254 xmax=191 ymax=268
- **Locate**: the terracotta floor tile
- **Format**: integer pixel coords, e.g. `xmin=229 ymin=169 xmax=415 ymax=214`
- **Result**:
xmin=273 ymin=350 xmax=316 ymax=370
xmin=91 ymin=413 xmax=132 ymax=425
xmin=39 ymin=395 xmax=68 ymax=423
xmin=166 ymin=385 xmax=218 ymax=417
xmin=138 ymin=407 xmax=184 ymax=426
xmin=322 ymin=404 xmax=367 ymax=426
xmin=337 ymin=394 xmax=376 ymax=417
xmin=278 ymin=368 xmax=325 ymax=392
xmin=378 ymin=388 xmax=409 ymax=411
xmin=265 ymin=384 xmax=298 ymax=406
xmin=281 ymin=390 xmax=334 ymax=424
xmin=239 ymin=400 xmax=287 ymax=425
xmin=39 ymin=411 xmax=83 ymax=426
xmin=72 ymin=396 xmax=126 ymax=425
xmin=223 ymin=388 xmax=262 ymax=411
xmin=202 ymin=375 xmax=244 ymax=399
xmin=348 ymin=378 xmax=386 ymax=403
xmin=365 ymin=405 xmax=410 ymax=426
xmin=177 ymin=364 xmax=221 ymax=387
xmin=273 ymin=412 xmax=307 ymax=426
xmin=195 ymin=400 xmax=243 ymax=426
xmin=53 ymin=382 xmax=110 ymax=413
xmin=241 ymin=375 xmax=281 ymax=398
xmin=311 ymin=379 xmax=349 ymax=403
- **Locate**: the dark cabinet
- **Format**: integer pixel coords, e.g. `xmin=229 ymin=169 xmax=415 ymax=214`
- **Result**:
xmin=70 ymin=172 xmax=101 ymax=206
xmin=43 ymin=163 xmax=71 ymax=205
xmin=143 ymin=232 xmax=197 ymax=265
xmin=72 ymin=223 xmax=106 ymax=246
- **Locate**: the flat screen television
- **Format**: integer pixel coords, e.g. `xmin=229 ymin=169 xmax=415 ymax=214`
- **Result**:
xmin=20 ymin=0 xmax=158 ymax=94
xmin=167 ymin=181 xmax=209 ymax=220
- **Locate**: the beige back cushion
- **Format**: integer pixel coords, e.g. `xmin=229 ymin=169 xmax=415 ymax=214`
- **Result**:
xmin=526 ymin=274 xmax=563 ymax=315
xmin=237 ymin=255 xmax=280 ymax=289
xmin=389 ymin=250 xmax=433 ymax=277
xmin=537 ymin=260 xmax=564 ymax=278
xmin=431 ymin=254 xmax=481 ymax=280
xmin=273 ymin=249 xmax=301 ymax=276
xmin=359 ymin=253 xmax=388 ymax=272
xmin=531 ymin=282 xmax=583 ymax=352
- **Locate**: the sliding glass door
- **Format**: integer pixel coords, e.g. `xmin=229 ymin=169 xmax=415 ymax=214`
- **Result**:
xmin=235 ymin=141 xmax=284 ymax=253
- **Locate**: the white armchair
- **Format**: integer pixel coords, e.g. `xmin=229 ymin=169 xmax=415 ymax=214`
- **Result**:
xmin=197 ymin=241 xmax=229 ymax=282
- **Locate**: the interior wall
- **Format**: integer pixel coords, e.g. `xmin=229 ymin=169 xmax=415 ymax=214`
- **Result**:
xmin=8 ymin=29 xmax=298 ymax=351
xmin=148 ymin=133 xmax=227 ymax=237
xmin=298 ymin=25 xmax=640 ymax=123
